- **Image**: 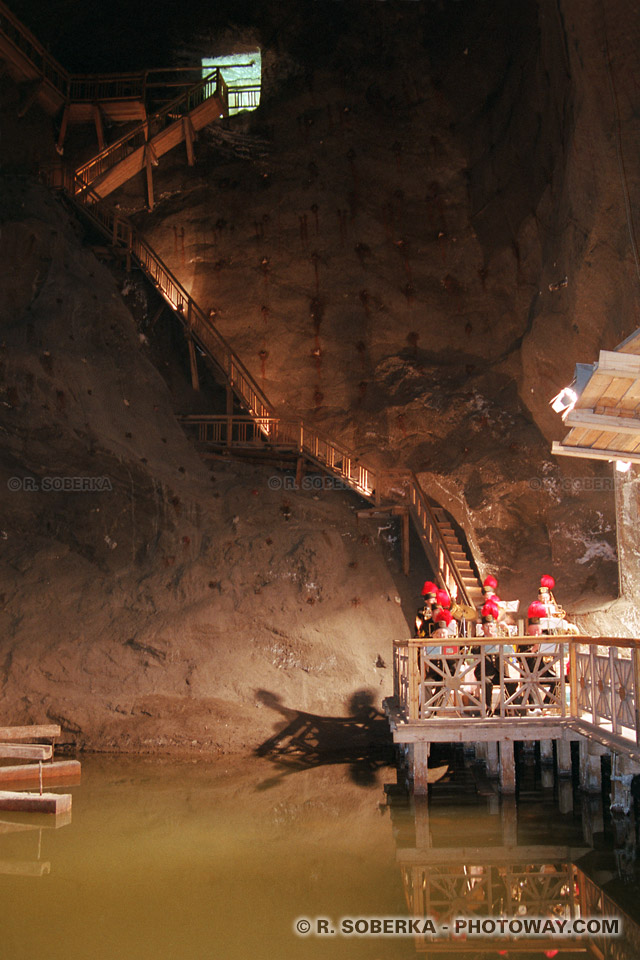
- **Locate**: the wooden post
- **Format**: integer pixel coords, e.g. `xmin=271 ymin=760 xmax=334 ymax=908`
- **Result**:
xmin=634 ymin=647 xmax=640 ymax=745
xmin=226 ymin=385 xmax=234 ymax=447
xmin=558 ymin=779 xmax=573 ymax=814
xmin=187 ymin=336 xmax=199 ymax=391
xmin=413 ymin=794 xmax=431 ymax=846
xmin=499 ymin=739 xmax=516 ymax=795
xmin=557 ymin=739 xmax=572 ymax=778
xmin=402 ymin=510 xmax=410 ymax=576
xmin=144 ymin=143 xmax=156 ymax=211
xmin=500 ymin=797 xmax=517 ymax=845
xmin=183 ymin=116 xmax=195 ymax=166
xmin=540 ymin=739 xmax=553 ymax=764
xmin=486 ymin=742 xmax=499 ymax=778
xmin=408 ymin=644 xmax=420 ymax=721
xmin=579 ymin=739 xmax=603 ymax=795
xmin=295 ymin=457 xmax=305 ymax=488
xmin=413 ymin=742 xmax=430 ymax=796
xmin=57 ymin=104 xmax=69 ymax=153
xmin=92 ymin=104 xmax=105 ymax=152
xmin=569 ymin=641 xmax=578 ymax=718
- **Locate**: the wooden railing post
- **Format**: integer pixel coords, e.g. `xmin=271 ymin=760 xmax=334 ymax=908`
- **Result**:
xmin=569 ymin=641 xmax=578 ymax=719
xmin=634 ymin=647 xmax=640 ymax=746
xmin=408 ymin=643 xmax=420 ymax=721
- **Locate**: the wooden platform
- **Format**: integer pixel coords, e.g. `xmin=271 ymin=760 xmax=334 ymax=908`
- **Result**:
xmin=0 ymin=743 xmax=53 ymax=761
xmin=0 ymin=790 xmax=72 ymax=815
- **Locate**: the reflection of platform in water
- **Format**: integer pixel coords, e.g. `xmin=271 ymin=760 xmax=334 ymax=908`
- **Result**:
xmin=389 ymin=784 xmax=640 ymax=959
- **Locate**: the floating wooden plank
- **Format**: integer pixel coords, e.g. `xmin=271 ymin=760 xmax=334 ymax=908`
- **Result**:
xmin=0 ymin=859 xmax=50 ymax=877
xmin=0 ymin=725 xmax=60 ymax=741
xmin=0 ymin=743 xmax=53 ymax=761
xmin=0 ymin=791 xmax=72 ymax=815
xmin=0 ymin=760 xmax=81 ymax=786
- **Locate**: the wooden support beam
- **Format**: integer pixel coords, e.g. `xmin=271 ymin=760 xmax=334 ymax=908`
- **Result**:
xmin=186 ymin=335 xmax=200 ymax=391
xmin=540 ymin=739 xmax=553 ymax=764
xmin=556 ymin=739 xmax=572 ymax=778
xmin=0 ymin=726 xmax=60 ymax=741
xmin=579 ymin=739 xmax=603 ymax=795
xmin=226 ymin=384 xmax=234 ymax=447
xmin=57 ymin=103 xmax=70 ymax=153
xmin=183 ymin=115 xmax=195 ymax=166
xmin=0 ymin=791 xmax=71 ymax=815
xmin=413 ymin=741 xmax=430 ymax=795
xmin=499 ymin=740 xmax=516 ymax=795
xmin=413 ymin=795 xmax=431 ymax=847
xmin=500 ymin=798 xmax=517 ymax=845
xmin=144 ymin=143 xmax=157 ymax=211
xmin=0 ymin=743 xmax=52 ymax=761
xmin=92 ymin=103 xmax=105 ymax=152
xmin=486 ymin=742 xmax=499 ymax=778
xmin=356 ymin=506 xmax=408 ymax=518
xmin=558 ymin=779 xmax=573 ymax=814
xmin=295 ymin=456 xmax=305 ymax=488
xmin=564 ymin=409 xmax=640 ymax=436
xmin=552 ymin=441 xmax=640 ymax=464
xmin=402 ymin=509 xmax=410 ymax=576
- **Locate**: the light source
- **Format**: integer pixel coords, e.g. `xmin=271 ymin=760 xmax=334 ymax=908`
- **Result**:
xmin=615 ymin=460 xmax=632 ymax=473
xmin=550 ymin=387 xmax=577 ymax=414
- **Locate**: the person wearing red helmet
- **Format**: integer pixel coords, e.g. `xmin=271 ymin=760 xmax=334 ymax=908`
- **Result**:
xmin=476 ymin=599 xmax=501 ymax=713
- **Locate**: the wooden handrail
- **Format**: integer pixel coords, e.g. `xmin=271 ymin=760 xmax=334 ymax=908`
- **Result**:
xmin=0 ymin=0 xmax=69 ymax=95
xmin=74 ymin=70 xmax=225 ymax=187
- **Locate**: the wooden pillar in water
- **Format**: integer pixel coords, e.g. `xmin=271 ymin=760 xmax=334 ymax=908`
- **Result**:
xmin=499 ymin=739 xmax=516 ymax=795
xmin=557 ymin=739 xmax=572 ymax=778
xmin=413 ymin=742 xmax=430 ymax=796
xmin=501 ymin=797 xmax=517 ymax=845
xmin=611 ymin=753 xmax=638 ymax=815
xmin=579 ymin=739 xmax=604 ymax=795
xmin=486 ymin=742 xmax=499 ymax=778
xmin=413 ymin=795 xmax=431 ymax=848
xmin=540 ymin=739 xmax=553 ymax=764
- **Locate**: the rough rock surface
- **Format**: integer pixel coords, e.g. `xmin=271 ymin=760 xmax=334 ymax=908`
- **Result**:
xmin=1 ymin=0 xmax=639 ymax=752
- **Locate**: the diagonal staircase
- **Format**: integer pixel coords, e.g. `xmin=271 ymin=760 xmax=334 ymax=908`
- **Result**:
xmin=1 ymin=0 xmax=485 ymax=612
xmin=73 ymin=71 xmax=228 ymax=202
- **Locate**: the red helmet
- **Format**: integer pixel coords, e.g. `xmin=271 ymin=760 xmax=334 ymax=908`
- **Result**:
xmin=483 ymin=575 xmax=498 ymax=590
xmin=421 ymin=580 xmax=438 ymax=597
xmin=435 ymin=588 xmax=451 ymax=608
xmin=528 ymin=601 xmax=548 ymax=620
xmin=432 ymin=607 xmax=453 ymax=626
xmin=540 ymin=574 xmax=555 ymax=590
xmin=481 ymin=600 xmax=500 ymax=622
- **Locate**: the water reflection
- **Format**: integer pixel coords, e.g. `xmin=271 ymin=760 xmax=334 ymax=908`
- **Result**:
xmin=387 ymin=748 xmax=640 ymax=959
xmin=0 ymin=750 xmax=639 ymax=960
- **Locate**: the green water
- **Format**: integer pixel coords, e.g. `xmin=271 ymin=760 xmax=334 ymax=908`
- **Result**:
xmin=0 ymin=754 xmax=638 ymax=960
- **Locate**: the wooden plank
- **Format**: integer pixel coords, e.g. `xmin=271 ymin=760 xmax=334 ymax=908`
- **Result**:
xmin=553 ymin=441 xmax=640 ymax=463
xmin=0 ymin=791 xmax=72 ymax=815
xmin=565 ymin=409 xmax=640 ymax=436
xmin=392 ymin=720 xmax=581 ymax=743
xmin=0 ymin=859 xmax=50 ymax=877
xmin=0 ymin=743 xmax=53 ymax=761
xmin=500 ymin=739 xmax=516 ymax=794
xmin=0 ymin=760 xmax=81 ymax=786
xmin=0 ymin=726 xmax=60 ymax=741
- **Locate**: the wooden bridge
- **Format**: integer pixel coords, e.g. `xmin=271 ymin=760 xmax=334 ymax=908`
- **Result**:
xmin=386 ymin=635 xmax=640 ymax=802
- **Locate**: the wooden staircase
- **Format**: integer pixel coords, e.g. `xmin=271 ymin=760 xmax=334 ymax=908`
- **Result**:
xmin=73 ymin=71 xmax=228 ymax=207
xmin=4 ymin=0 xmax=485 ymax=613
xmin=431 ymin=507 xmax=483 ymax=608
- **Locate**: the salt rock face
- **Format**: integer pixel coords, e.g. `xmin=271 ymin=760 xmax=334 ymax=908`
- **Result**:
xmin=119 ymin=0 xmax=627 ymax=610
